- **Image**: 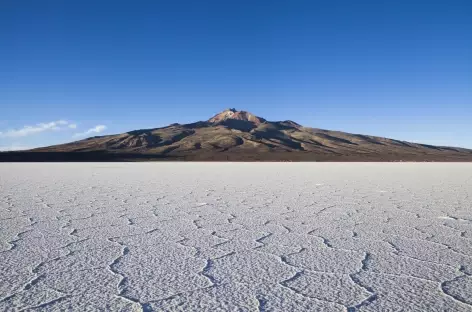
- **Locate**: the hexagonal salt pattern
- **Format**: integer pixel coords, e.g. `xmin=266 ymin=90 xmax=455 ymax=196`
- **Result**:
xmin=1 ymin=163 xmax=471 ymax=311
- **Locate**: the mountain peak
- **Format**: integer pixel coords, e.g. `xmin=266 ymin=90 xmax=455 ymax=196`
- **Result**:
xmin=208 ymin=108 xmax=266 ymax=125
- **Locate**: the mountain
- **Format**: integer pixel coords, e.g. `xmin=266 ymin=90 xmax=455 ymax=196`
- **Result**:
xmin=3 ymin=108 xmax=472 ymax=162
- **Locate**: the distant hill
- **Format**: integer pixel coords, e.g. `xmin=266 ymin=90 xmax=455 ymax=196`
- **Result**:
xmin=2 ymin=108 xmax=472 ymax=162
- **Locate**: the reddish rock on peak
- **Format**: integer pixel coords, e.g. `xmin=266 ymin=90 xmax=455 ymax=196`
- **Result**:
xmin=208 ymin=108 xmax=266 ymax=125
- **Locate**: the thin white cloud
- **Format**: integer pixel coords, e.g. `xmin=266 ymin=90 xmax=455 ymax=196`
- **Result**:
xmin=68 ymin=123 xmax=77 ymax=129
xmin=0 ymin=120 xmax=74 ymax=138
xmin=73 ymin=125 xmax=107 ymax=137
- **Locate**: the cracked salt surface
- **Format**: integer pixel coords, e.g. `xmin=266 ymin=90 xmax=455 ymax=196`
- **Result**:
xmin=1 ymin=163 xmax=472 ymax=312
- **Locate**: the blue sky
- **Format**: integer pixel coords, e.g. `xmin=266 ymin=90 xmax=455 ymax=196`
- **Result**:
xmin=1 ymin=0 xmax=471 ymax=150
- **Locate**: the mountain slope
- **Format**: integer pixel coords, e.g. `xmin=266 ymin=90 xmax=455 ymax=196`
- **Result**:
xmin=26 ymin=109 xmax=472 ymax=161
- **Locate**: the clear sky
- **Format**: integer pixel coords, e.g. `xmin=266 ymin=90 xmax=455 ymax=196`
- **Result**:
xmin=1 ymin=0 xmax=471 ymax=150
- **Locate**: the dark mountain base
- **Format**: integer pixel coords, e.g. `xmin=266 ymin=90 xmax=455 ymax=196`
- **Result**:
xmin=0 ymin=152 xmax=175 ymax=162
xmin=2 ymin=151 xmax=472 ymax=162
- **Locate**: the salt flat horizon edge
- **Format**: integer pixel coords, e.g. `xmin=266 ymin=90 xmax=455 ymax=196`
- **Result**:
xmin=2 ymin=151 xmax=472 ymax=162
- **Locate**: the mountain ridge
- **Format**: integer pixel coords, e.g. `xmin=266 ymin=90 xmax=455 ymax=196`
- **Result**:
xmin=5 ymin=108 xmax=472 ymax=162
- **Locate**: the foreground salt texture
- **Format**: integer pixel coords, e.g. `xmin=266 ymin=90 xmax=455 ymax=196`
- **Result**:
xmin=1 ymin=163 xmax=472 ymax=312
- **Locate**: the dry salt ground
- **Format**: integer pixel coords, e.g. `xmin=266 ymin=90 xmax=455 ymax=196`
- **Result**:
xmin=1 ymin=163 xmax=472 ymax=312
